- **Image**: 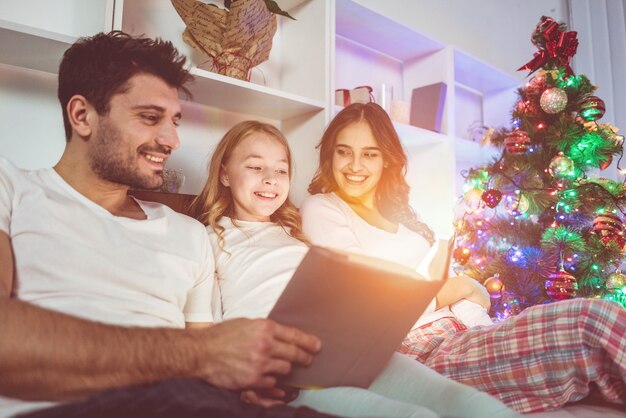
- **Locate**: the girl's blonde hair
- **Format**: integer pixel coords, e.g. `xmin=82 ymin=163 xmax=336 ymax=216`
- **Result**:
xmin=189 ymin=120 xmax=308 ymax=249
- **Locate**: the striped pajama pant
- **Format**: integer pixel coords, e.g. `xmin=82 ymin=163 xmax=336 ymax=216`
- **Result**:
xmin=398 ymin=298 xmax=626 ymax=413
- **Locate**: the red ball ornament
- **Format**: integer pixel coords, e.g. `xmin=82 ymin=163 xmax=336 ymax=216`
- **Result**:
xmin=579 ymin=95 xmax=606 ymax=121
xmin=593 ymin=213 xmax=623 ymax=241
xmin=545 ymin=269 xmax=578 ymax=300
xmin=525 ymin=74 xmax=547 ymax=96
xmin=481 ymin=189 xmax=502 ymax=208
xmin=599 ymin=156 xmax=612 ymax=170
xmin=601 ymin=235 xmax=626 ymax=248
xmin=453 ymin=247 xmax=471 ymax=265
xmin=504 ymin=130 xmax=532 ymax=154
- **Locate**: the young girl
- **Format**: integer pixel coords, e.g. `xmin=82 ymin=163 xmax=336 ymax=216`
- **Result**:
xmin=190 ymin=120 xmax=518 ymax=418
xmin=300 ymin=102 xmax=626 ymax=413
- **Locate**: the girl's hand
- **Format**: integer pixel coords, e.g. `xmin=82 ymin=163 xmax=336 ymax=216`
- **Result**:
xmin=435 ymin=276 xmax=490 ymax=310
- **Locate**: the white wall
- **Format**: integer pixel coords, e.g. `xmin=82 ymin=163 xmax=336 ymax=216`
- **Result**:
xmin=0 ymin=66 xmax=64 ymax=169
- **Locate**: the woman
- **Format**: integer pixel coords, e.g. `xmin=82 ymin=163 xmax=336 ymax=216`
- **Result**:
xmin=300 ymin=102 xmax=626 ymax=413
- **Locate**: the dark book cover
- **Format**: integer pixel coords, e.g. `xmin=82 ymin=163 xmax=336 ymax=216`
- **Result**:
xmin=410 ymin=82 xmax=447 ymax=133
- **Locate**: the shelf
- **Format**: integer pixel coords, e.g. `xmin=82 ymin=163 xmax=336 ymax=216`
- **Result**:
xmin=335 ymin=0 xmax=443 ymax=62
xmin=0 ymin=20 xmax=76 ymax=73
xmin=0 ymin=21 xmax=324 ymax=121
xmin=188 ymin=67 xmax=325 ymax=120
xmin=394 ymin=122 xmax=447 ymax=148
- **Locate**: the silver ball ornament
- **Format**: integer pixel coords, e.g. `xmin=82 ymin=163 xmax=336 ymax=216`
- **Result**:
xmin=503 ymin=192 xmax=530 ymax=215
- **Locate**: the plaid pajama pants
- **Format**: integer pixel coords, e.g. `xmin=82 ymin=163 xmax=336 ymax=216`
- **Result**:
xmin=398 ymin=298 xmax=626 ymax=413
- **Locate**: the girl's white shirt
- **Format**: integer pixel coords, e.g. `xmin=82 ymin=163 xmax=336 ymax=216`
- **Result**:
xmin=207 ymin=217 xmax=308 ymax=320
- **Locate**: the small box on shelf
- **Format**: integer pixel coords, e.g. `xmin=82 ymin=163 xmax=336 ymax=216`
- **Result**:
xmin=335 ymin=86 xmax=374 ymax=107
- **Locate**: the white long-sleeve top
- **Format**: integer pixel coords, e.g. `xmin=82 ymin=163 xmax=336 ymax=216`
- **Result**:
xmin=300 ymin=192 xmax=492 ymax=328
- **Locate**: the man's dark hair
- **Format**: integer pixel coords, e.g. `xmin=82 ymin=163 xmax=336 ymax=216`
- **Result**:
xmin=58 ymin=31 xmax=193 ymax=141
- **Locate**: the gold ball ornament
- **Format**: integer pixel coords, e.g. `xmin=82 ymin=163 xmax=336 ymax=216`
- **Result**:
xmin=484 ymin=274 xmax=504 ymax=298
xmin=463 ymin=188 xmax=484 ymax=207
xmin=548 ymin=152 xmax=575 ymax=178
xmin=540 ymin=88 xmax=568 ymax=114
xmin=607 ymin=270 xmax=626 ymax=290
xmin=481 ymin=127 xmax=496 ymax=146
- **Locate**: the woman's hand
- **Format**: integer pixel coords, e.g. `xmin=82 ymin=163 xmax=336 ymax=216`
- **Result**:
xmin=435 ymin=276 xmax=490 ymax=310
xmin=461 ymin=277 xmax=491 ymax=309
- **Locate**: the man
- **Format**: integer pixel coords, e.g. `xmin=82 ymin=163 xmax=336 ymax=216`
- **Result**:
xmin=0 ymin=31 xmax=335 ymax=418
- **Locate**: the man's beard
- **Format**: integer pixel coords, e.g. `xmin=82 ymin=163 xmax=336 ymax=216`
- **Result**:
xmin=88 ymin=119 xmax=167 ymax=190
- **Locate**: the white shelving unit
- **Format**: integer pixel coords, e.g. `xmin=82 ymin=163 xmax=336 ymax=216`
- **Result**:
xmin=0 ymin=0 xmax=113 ymax=72
xmin=0 ymin=0 xmax=519 ymax=227
xmin=333 ymin=0 xmax=519 ymax=235
xmin=0 ymin=20 xmax=78 ymax=74
xmin=184 ymin=67 xmax=326 ymax=121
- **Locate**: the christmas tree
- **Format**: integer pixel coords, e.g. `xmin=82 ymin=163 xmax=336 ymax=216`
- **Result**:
xmin=454 ymin=16 xmax=626 ymax=321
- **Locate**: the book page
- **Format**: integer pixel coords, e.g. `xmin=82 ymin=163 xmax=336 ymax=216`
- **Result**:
xmin=416 ymin=238 xmax=453 ymax=281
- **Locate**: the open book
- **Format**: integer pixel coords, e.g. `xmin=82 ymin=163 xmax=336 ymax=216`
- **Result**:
xmin=268 ymin=239 xmax=453 ymax=389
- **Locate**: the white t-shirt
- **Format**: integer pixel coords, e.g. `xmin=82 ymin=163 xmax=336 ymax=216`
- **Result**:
xmin=300 ymin=192 xmax=461 ymax=327
xmin=0 ymin=158 xmax=214 ymax=417
xmin=207 ymin=218 xmax=308 ymax=320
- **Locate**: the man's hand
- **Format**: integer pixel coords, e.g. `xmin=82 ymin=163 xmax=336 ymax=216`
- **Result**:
xmin=241 ymin=388 xmax=285 ymax=408
xmin=196 ymin=318 xmax=320 ymax=390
